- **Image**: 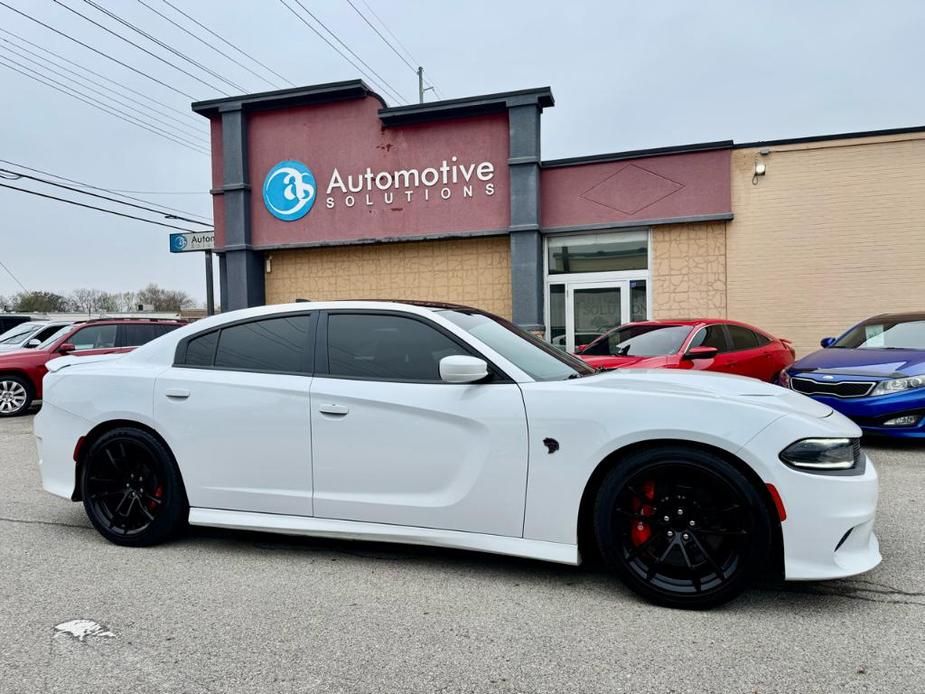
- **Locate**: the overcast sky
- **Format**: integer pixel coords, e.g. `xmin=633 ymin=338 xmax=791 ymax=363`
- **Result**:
xmin=1 ymin=0 xmax=922 ymax=304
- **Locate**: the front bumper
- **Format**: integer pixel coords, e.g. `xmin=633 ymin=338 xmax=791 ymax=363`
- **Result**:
xmin=796 ymin=387 xmax=925 ymax=438
xmin=740 ymin=414 xmax=881 ymax=581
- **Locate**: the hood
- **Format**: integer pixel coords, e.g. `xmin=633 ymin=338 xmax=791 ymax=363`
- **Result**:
xmin=578 ymin=354 xmax=669 ymax=369
xmin=793 ymin=348 xmax=925 ymax=378
xmin=576 ymin=368 xmax=832 ymax=419
xmin=45 ymin=352 xmax=126 ymax=373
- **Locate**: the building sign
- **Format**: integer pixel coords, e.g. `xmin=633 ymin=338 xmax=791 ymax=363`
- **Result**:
xmin=169 ymin=231 xmax=215 ymax=253
xmin=262 ymin=160 xmax=317 ymax=221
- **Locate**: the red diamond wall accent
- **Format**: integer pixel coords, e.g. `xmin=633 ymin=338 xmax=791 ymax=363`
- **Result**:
xmin=579 ymin=164 xmax=685 ymax=215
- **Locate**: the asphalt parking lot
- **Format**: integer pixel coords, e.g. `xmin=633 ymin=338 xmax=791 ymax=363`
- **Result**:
xmin=1 ymin=414 xmax=923 ymax=694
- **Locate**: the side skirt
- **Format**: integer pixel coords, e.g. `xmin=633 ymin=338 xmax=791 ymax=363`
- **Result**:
xmin=188 ymin=508 xmax=580 ymax=565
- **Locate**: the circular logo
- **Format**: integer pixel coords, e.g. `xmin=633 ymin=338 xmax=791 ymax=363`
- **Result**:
xmin=263 ymin=160 xmax=317 ymax=221
xmin=171 ymin=234 xmax=188 ymax=251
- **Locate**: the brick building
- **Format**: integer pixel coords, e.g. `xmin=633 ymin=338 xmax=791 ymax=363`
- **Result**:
xmin=193 ymin=81 xmax=925 ymax=356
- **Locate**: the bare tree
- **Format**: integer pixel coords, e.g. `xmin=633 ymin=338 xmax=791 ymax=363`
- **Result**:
xmin=135 ymin=284 xmax=194 ymax=312
xmin=70 ymin=288 xmax=118 ymax=315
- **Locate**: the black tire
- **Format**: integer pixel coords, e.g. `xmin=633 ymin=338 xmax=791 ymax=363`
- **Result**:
xmin=81 ymin=427 xmax=188 ymax=547
xmin=594 ymin=446 xmax=771 ymax=609
xmin=0 ymin=374 xmax=33 ymax=417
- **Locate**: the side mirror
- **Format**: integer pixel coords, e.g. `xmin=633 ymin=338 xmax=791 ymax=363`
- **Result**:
xmin=25 ymin=338 xmax=41 ymax=348
xmin=683 ymin=345 xmax=719 ymax=360
xmin=439 ymin=355 xmax=488 ymax=384
xmin=57 ymin=343 xmax=76 ymax=354
xmin=575 ymin=344 xmax=588 ymax=353
xmin=820 ymin=337 xmax=836 ymax=348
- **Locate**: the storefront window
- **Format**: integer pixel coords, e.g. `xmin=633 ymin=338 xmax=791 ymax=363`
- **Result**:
xmin=548 ymin=284 xmax=566 ymax=350
xmin=547 ymin=231 xmax=648 ymax=275
xmin=630 ymin=280 xmax=647 ymax=322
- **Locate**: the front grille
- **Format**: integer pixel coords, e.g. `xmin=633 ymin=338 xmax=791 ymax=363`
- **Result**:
xmin=791 ymin=377 xmax=875 ymax=398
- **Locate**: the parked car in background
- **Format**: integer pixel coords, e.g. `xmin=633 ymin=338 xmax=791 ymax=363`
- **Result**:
xmin=0 ymin=315 xmax=30 ymax=334
xmin=575 ymin=319 xmax=795 ymax=382
xmin=0 ymin=318 xmax=184 ymax=417
xmin=35 ymin=301 xmax=879 ymax=609
xmin=782 ymin=312 xmax=925 ymax=438
xmin=0 ymin=321 xmax=73 ymax=353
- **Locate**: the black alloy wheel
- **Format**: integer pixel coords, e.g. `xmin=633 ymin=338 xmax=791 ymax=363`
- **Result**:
xmin=81 ymin=427 xmax=187 ymax=546
xmin=594 ymin=446 xmax=771 ymax=609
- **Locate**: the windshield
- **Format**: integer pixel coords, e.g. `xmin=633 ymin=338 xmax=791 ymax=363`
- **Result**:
xmin=438 ymin=310 xmax=595 ymax=381
xmin=833 ymin=319 xmax=925 ymax=350
xmin=0 ymin=322 xmax=44 ymax=346
xmin=581 ymin=324 xmax=692 ymax=357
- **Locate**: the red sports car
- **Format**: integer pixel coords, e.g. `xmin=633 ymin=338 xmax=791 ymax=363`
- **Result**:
xmin=574 ymin=319 xmax=795 ymax=382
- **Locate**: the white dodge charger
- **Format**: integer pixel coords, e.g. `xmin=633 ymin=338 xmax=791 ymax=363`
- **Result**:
xmin=34 ymin=301 xmax=880 ymax=608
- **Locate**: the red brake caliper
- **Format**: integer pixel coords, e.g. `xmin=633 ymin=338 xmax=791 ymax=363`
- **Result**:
xmin=147 ymin=484 xmax=163 ymax=511
xmin=630 ymin=480 xmax=656 ymax=547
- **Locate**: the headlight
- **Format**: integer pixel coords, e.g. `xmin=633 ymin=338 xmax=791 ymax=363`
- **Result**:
xmin=778 ymin=371 xmax=792 ymax=388
xmin=871 ymin=376 xmax=925 ymax=396
xmin=779 ymin=437 xmax=860 ymax=471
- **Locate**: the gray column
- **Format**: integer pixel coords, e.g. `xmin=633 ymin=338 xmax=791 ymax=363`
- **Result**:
xmin=507 ymin=103 xmax=544 ymax=331
xmin=219 ymin=104 xmax=264 ymax=311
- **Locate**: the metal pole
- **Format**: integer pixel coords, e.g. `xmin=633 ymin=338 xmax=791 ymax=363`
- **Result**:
xmin=205 ymin=249 xmax=215 ymax=316
xmin=417 ymin=66 xmax=424 ymax=103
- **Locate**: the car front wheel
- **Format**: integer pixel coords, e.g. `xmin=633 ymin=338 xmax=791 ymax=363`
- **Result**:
xmin=594 ymin=446 xmax=771 ymax=609
xmin=81 ymin=427 xmax=187 ymax=546
xmin=0 ymin=375 xmax=33 ymax=417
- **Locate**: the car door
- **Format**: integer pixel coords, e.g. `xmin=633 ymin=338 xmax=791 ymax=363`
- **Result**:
xmin=684 ymin=324 xmax=734 ymax=373
xmin=62 ymin=324 xmax=124 ymax=357
xmin=310 ymin=310 xmax=530 ymax=537
xmin=153 ymin=312 xmax=316 ymax=516
xmin=724 ymin=325 xmax=767 ymax=378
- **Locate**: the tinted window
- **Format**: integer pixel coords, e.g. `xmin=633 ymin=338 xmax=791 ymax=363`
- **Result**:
xmin=123 ymin=324 xmax=163 ymax=346
xmin=582 ymin=324 xmax=692 ymax=357
xmin=184 ymin=330 xmax=218 ymax=366
xmin=34 ymin=325 xmax=66 ymax=343
xmin=688 ymin=325 xmax=728 ymax=352
xmin=213 ymin=315 xmax=312 ymax=373
xmin=69 ymin=325 xmax=118 ymax=350
xmin=328 ymin=313 xmax=466 ymax=381
xmin=727 ymin=325 xmax=760 ymax=351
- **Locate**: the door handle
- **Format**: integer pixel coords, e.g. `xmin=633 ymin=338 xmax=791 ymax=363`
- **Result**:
xmin=165 ymin=388 xmax=190 ymax=399
xmin=319 ymin=403 xmax=349 ymax=416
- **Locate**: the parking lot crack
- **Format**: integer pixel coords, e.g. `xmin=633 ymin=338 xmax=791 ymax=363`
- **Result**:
xmin=0 ymin=515 xmax=92 ymax=531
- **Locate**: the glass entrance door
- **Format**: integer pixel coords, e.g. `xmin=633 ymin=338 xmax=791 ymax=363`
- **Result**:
xmin=549 ymin=280 xmax=642 ymax=352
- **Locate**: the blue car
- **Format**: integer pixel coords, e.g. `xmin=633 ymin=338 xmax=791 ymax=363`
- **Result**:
xmin=781 ymin=312 xmax=925 ymax=438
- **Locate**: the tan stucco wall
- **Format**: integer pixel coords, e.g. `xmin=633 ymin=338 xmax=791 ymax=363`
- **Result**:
xmin=651 ymin=222 xmax=727 ymax=319
xmin=727 ymin=133 xmax=925 ymax=355
xmin=264 ymin=235 xmax=512 ymax=318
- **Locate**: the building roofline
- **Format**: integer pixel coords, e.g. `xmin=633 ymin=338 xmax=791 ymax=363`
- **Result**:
xmin=734 ymin=124 xmax=925 ymax=149
xmin=541 ymin=140 xmax=733 ymax=169
xmin=379 ymin=87 xmax=554 ymax=127
xmin=191 ymin=79 xmax=385 ymax=116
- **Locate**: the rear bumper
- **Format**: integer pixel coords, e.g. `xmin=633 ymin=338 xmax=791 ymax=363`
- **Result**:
xmin=34 ymin=401 xmax=90 ymax=500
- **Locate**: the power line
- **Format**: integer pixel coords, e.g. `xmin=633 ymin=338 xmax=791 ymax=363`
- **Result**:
xmin=51 ymin=0 xmax=230 ymax=96
xmin=0 ymin=158 xmax=211 ymax=220
xmin=352 ymin=0 xmax=443 ymax=97
xmin=0 ymin=181 xmax=210 ymax=232
xmin=0 ymin=53 xmax=210 ymax=155
xmin=136 ymin=0 xmax=280 ymax=91
xmin=0 ymin=257 xmax=27 ymax=293
xmin=0 ymin=26 xmax=205 ymax=130
xmin=0 ymin=0 xmax=197 ymax=100
xmin=160 ymin=0 xmax=294 ymax=88
xmin=278 ymin=0 xmax=408 ymax=105
xmin=80 ymin=0 xmax=246 ymax=94
xmin=0 ymin=168 xmax=212 ymax=226
xmin=0 ymin=38 xmax=207 ymax=141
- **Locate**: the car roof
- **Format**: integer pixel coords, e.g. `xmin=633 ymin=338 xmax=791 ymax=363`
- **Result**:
xmin=865 ymin=312 xmax=925 ymax=323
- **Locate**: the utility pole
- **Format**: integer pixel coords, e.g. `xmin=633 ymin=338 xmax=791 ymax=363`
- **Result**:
xmin=417 ymin=66 xmax=434 ymax=103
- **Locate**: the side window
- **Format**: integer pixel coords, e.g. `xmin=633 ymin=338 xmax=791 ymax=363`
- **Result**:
xmin=688 ymin=325 xmax=729 ymax=353
xmin=728 ymin=325 xmax=760 ymax=351
xmin=122 ymin=324 xmax=161 ymax=346
xmin=184 ymin=330 xmax=219 ymax=366
xmin=327 ymin=313 xmax=467 ymax=381
xmin=34 ymin=325 xmax=63 ymax=342
xmin=69 ymin=325 xmax=118 ymax=351
xmin=213 ymin=315 xmax=312 ymax=373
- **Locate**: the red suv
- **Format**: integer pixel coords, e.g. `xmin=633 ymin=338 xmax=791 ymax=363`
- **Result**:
xmin=0 ymin=318 xmax=185 ymax=417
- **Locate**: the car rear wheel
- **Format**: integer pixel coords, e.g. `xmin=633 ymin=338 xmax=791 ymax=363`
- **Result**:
xmin=81 ymin=427 xmax=187 ymax=546
xmin=0 ymin=375 xmax=32 ymax=417
xmin=594 ymin=446 xmax=771 ymax=609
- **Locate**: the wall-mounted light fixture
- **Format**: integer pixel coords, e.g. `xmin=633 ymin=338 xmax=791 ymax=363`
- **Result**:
xmin=752 ymin=149 xmax=770 ymax=185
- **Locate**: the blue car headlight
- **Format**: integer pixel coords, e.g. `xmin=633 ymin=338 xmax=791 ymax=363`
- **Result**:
xmin=870 ymin=375 xmax=925 ymax=396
